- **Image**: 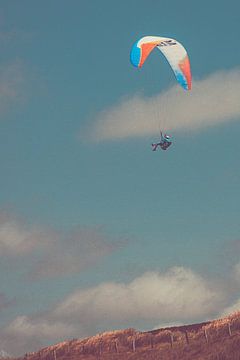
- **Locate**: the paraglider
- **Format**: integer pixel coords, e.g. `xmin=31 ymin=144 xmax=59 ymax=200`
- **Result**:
xmin=152 ymin=132 xmax=172 ymax=151
xmin=130 ymin=35 xmax=192 ymax=151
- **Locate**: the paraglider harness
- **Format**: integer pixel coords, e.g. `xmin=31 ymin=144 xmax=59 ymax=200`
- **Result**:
xmin=152 ymin=131 xmax=172 ymax=151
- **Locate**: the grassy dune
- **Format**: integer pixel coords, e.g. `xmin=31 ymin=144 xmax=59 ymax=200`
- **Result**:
xmin=16 ymin=311 xmax=240 ymax=360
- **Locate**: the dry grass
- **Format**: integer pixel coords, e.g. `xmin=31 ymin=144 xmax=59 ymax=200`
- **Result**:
xmin=16 ymin=311 xmax=240 ymax=360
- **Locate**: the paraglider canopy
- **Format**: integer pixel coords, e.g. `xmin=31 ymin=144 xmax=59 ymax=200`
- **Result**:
xmin=130 ymin=36 xmax=191 ymax=90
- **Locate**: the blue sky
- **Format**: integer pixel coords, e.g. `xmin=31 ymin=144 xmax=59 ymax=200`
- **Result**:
xmin=0 ymin=0 xmax=240 ymax=356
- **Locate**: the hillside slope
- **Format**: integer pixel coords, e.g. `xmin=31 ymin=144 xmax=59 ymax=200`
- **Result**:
xmin=16 ymin=312 xmax=240 ymax=360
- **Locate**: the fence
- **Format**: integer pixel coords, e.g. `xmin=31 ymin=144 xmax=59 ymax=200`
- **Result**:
xmin=23 ymin=318 xmax=240 ymax=360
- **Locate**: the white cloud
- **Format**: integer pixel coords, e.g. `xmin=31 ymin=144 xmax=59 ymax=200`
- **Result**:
xmin=88 ymin=68 xmax=240 ymax=141
xmin=1 ymin=316 xmax=75 ymax=357
xmin=53 ymin=267 xmax=223 ymax=324
xmin=0 ymin=266 xmax=228 ymax=356
xmin=5 ymin=315 xmax=75 ymax=339
xmin=219 ymin=262 xmax=240 ymax=317
xmin=220 ymin=299 xmax=240 ymax=318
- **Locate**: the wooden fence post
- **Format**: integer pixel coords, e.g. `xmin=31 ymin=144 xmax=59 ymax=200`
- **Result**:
xmin=132 ymin=337 xmax=136 ymax=352
xmin=150 ymin=334 xmax=154 ymax=349
xmin=204 ymin=329 xmax=208 ymax=343
xmin=184 ymin=331 xmax=189 ymax=345
xmin=99 ymin=339 xmax=102 ymax=356
xmin=228 ymin=323 xmax=232 ymax=336
xmin=53 ymin=349 xmax=57 ymax=360
xmin=114 ymin=339 xmax=119 ymax=353
xmin=170 ymin=333 xmax=174 ymax=348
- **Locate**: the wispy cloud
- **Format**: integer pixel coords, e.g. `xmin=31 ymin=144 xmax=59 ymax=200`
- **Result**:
xmin=2 ymin=316 xmax=75 ymax=357
xmin=0 ymin=61 xmax=29 ymax=115
xmin=87 ymin=68 xmax=240 ymax=141
xmin=219 ymin=261 xmax=240 ymax=317
xmin=1 ymin=266 xmax=226 ymax=356
xmin=31 ymin=227 xmax=120 ymax=279
xmin=220 ymin=299 xmax=240 ymax=318
xmin=0 ymin=16 xmax=32 ymax=43
xmin=0 ymin=293 xmax=13 ymax=312
xmin=0 ymin=29 xmax=32 ymax=44
xmin=0 ymin=212 xmax=50 ymax=256
xmin=234 ymin=263 xmax=240 ymax=280
xmin=0 ymin=211 xmax=121 ymax=278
